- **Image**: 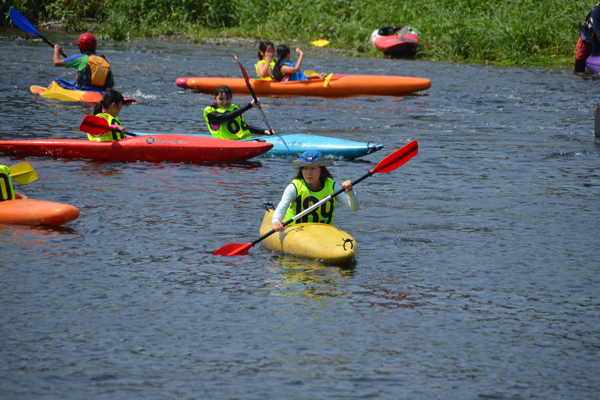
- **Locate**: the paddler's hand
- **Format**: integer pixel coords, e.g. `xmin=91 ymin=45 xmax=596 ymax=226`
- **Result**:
xmin=318 ymin=72 xmax=327 ymax=79
xmin=341 ymin=180 xmax=352 ymax=192
xmin=265 ymin=129 xmax=275 ymax=135
xmin=272 ymin=222 xmax=284 ymax=232
xmin=54 ymin=44 xmax=63 ymax=55
xmin=295 ymin=48 xmax=304 ymax=57
xmin=265 ymin=50 xmax=274 ymax=63
xmin=250 ymin=99 xmax=261 ymax=108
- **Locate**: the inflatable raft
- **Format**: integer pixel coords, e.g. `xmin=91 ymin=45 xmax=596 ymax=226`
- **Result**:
xmin=370 ymin=26 xmax=420 ymax=55
xmin=0 ymin=135 xmax=273 ymax=163
xmin=0 ymin=193 xmax=79 ymax=226
xmin=259 ymin=210 xmax=356 ymax=264
xmin=31 ymin=81 xmax=136 ymax=104
xmin=176 ymin=74 xmax=431 ymax=97
xmin=134 ymin=132 xmax=383 ymax=160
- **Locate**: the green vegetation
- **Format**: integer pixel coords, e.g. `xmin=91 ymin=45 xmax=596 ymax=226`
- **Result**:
xmin=1 ymin=0 xmax=592 ymax=67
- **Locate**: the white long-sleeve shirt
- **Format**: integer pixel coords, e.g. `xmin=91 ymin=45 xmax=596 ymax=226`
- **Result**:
xmin=272 ymin=182 xmax=360 ymax=223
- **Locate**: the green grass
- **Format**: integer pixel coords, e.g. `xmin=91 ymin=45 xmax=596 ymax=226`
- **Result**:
xmin=1 ymin=0 xmax=591 ymax=67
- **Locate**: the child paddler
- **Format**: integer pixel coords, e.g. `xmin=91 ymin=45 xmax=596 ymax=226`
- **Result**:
xmin=0 ymin=165 xmax=15 ymax=201
xmin=272 ymin=151 xmax=359 ymax=232
xmin=89 ymin=89 xmax=128 ymax=141
xmin=203 ymin=85 xmax=273 ymax=140
xmin=256 ymin=40 xmax=276 ymax=80
xmin=53 ymin=33 xmax=114 ymax=91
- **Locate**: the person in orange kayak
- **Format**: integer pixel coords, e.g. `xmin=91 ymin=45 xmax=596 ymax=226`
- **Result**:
xmin=203 ymin=85 xmax=273 ymax=140
xmin=256 ymin=40 xmax=276 ymax=80
xmin=88 ymin=89 xmax=128 ymax=141
xmin=271 ymin=44 xmax=327 ymax=82
xmin=271 ymin=151 xmax=359 ymax=232
xmin=53 ymin=33 xmax=115 ymax=90
xmin=0 ymin=165 xmax=15 ymax=201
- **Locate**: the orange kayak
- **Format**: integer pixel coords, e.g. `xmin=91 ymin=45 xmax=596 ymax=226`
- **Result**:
xmin=176 ymin=74 xmax=431 ymax=97
xmin=0 ymin=193 xmax=79 ymax=226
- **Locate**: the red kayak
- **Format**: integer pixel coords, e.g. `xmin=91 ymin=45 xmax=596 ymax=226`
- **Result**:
xmin=370 ymin=26 xmax=420 ymax=55
xmin=0 ymin=135 xmax=273 ymax=163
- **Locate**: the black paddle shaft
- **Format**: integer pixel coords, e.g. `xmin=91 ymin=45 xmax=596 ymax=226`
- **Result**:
xmin=250 ymin=170 xmax=373 ymax=246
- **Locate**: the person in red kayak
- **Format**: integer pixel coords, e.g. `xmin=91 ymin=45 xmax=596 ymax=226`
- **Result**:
xmin=0 ymin=165 xmax=15 ymax=201
xmin=575 ymin=3 xmax=600 ymax=72
xmin=53 ymin=33 xmax=115 ymax=90
xmin=271 ymin=151 xmax=359 ymax=232
xmin=256 ymin=40 xmax=276 ymax=80
xmin=88 ymin=89 xmax=128 ymax=141
xmin=203 ymin=85 xmax=273 ymax=140
xmin=271 ymin=44 xmax=327 ymax=82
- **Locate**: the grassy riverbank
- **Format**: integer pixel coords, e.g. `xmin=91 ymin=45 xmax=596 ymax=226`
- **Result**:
xmin=2 ymin=0 xmax=591 ymax=67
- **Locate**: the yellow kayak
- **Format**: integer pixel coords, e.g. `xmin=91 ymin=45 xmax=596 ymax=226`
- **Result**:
xmin=30 ymin=81 xmax=136 ymax=104
xmin=259 ymin=210 xmax=356 ymax=264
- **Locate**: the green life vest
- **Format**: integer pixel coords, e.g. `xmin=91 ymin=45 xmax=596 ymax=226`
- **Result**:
xmin=203 ymin=104 xmax=253 ymax=140
xmin=255 ymin=59 xmax=276 ymax=81
xmin=0 ymin=165 xmax=15 ymax=201
xmin=88 ymin=113 xmax=125 ymax=141
xmin=284 ymin=178 xmax=336 ymax=225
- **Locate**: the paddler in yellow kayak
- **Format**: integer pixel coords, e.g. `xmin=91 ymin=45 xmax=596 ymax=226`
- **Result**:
xmin=0 ymin=165 xmax=15 ymax=201
xmin=88 ymin=89 xmax=129 ymax=141
xmin=272 ymin=151 xmax=359 ymax=232
xmin=52 ymin=33 xmax=114 ymax=91
xmin=203 ymin=85 xmax=274 ymax=140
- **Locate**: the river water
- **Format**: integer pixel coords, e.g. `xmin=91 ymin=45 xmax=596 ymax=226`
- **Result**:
xmin=1 ymin=29 xmax=599 ymax=399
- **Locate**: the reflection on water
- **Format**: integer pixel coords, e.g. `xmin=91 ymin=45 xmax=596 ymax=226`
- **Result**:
xmin=266 ymin=254 xmax=355 ymax=298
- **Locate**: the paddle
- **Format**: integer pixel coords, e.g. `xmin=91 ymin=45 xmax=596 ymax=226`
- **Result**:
xmin=324 ymin=73 xmax=333 ymax=88
xmin=8 ymin=162 xmax=38 ymax=185
xmin=212 ymin=140 xmax=419 ymax=256
xmin=232 ymin=54 xmax=275 ymax=136
xmin=9 ymin=7 xmax=68 ymax=58
xmin=79 ymin=115 xmax=137 ymax=137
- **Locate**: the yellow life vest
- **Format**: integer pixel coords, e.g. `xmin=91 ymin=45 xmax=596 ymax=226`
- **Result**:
xmin=88 ymin=113 xmax=125 ymax=141
xmin=255 ymin=59 xmax=276 ymax=81
xmin=0 ymin=165 xmax=15 ymax=201
xmin=77 ymin=54 xmax=111 ymax=88
xmin=284 ymin=178 xmax=336 ymax=225
xmin=203 ymin=104 xmax=253 ymax=140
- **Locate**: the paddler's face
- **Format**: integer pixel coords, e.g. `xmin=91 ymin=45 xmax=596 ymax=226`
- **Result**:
xmin=215 ymin=93 xmax=232 ymax=109
xmin=301 ymin=166 xmax=321 ymax=186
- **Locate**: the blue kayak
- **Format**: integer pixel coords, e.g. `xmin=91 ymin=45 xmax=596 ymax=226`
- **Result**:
xmin=132 ymin=133 xmax=383 ymax=160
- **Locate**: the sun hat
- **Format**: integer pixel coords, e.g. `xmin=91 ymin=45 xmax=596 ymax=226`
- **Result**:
xmin=291 ymin=151 xmax=335 ymax=169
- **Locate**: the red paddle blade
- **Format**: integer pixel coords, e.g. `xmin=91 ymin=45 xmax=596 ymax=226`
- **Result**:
xmin=212 ymin=242 xmax=253 ymax=256
xmin=233 ymin=54 xmax=251 ymax=84
xmin=79 ymin=115 xmax=111 ymax=136
xmin=371 ymin=140 xmax=418 ymax=174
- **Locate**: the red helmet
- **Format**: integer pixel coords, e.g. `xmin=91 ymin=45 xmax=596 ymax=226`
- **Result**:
xmin=77 ymin=33 xmax=96 ymax=51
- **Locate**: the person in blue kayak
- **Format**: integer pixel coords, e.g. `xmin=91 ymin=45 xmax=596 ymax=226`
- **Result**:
xmin=271 ymin=44 xmax=327 ymax=82
xmin=256 ymin=40 xmax=276 ymax=80
xmin=271 ymin=151 xmax=359 ymax=232
xmin=0 ymin=165 xmax=15 ymax=201
xmin=575 ymin=3 xmax=600 ymax=72
xmin=89 ymin=89 xmax=128 ymax=141
xmin=53 ymin=33 xmax=114 ymax=90
xmin=204 ymin=85 xmax=273 ymax=140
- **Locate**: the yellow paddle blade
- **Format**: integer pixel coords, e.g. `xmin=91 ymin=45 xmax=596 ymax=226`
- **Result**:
xmin=304 ymin=70 xmax=317 ymax=76
xmin=9 ymin=162 xmax=38 ymax=185
xmin=324 ymin=73 xmax=333 ymax=88
xmin=310 ymin=39 xmax=330 ymax=47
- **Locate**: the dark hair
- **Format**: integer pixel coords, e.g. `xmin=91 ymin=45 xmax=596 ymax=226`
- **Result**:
xmin=294 ymin=166 xmax=333 ymax=186
xmin=272 ymin=44 xmax=291 ymax=82
xmin=93 ymin=88 xmax=124 ymax=115
xmin=211 ymin=85 xmax=233 ymax=108
xmin=257 ymin=41 xmax=274 ymax=60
